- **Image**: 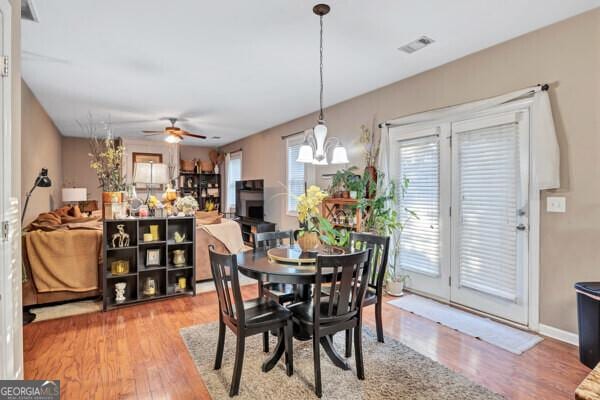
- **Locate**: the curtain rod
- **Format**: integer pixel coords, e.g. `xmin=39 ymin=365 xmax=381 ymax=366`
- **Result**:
xmin=229 ymin=148 xmax=242 ymax=154
xmin=281 ymin=130 xmax=307 ymax=140
xmin=378 ymin=83 xmax=550 ymax=128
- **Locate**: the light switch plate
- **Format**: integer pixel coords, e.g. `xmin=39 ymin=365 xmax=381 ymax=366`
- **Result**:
xmin=547 ymin=196 xmax=566 ymax=213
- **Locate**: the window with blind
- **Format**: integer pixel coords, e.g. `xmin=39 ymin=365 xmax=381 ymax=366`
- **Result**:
xmin=455 ymin=122 xmax=520 ymax=301
xmin=287 ymin=138 xmax=305 ymax=214
xmin=396 ymin=136 xmax=441 ymax=276
xmin=226 ymin=152 xmax=242 ymax=212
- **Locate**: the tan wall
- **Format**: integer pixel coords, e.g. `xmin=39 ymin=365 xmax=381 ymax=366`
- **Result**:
xmin=179 ymin=144 xmax=214 ymax=163
xmin=221 ymin=9 xmax=600 ymax=334
xmin=61 ymin=137 xmax=102 ymax=204
xmin=21 ymin=80 xmax=63 ymax=224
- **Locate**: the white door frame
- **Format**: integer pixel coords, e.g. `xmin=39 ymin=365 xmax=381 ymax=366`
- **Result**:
xmin=0 ymin=0 xmax=20 ymax=380
xmin=386 ymin=97 xmax=541 ymax=330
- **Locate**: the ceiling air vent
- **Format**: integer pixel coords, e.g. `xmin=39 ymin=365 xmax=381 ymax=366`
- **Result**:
xmin=21 ymin=0 xmax=39 ymax=23
xmin=398 ymin=36 xmax=435 ymax=54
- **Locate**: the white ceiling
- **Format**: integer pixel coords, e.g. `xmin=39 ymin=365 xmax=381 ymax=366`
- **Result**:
xmin=22 ymin=0 xmax=600 ymax=146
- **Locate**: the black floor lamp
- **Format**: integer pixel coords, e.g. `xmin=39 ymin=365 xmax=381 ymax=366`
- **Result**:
xmin=21 ymin=168 xmax=52 ymax=224
xmin=21 ymin=168 xmax=52 ymax=325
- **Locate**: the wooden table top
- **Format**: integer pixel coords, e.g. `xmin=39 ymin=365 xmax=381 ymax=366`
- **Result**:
xmin=576 ymin=364 xmax=600 ymax=400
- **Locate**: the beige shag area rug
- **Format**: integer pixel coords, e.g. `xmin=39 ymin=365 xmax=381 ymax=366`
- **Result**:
xmin=180 ymin=323 xmax=503 ymax=399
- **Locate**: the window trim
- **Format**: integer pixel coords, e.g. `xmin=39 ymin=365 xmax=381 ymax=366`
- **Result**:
xmin=286 ymin=136 xmax=306 ymax=217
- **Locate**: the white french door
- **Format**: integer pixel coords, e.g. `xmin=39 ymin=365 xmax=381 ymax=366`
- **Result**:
xmin=391 ymin=105 xmax=531 ymax=325
xmin=450 ymin=111 xmax=529 ymax=324
xmin=390 ymin=125 xmax=451 ymax=301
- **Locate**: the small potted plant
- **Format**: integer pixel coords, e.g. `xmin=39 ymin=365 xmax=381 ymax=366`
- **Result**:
xmin=295 ymin=185 xmax=328 ymax=251
xmin=330 ymin=166 xmax=358 ymax=198
xmin=386 ymin=267 xmax=410 ymax=297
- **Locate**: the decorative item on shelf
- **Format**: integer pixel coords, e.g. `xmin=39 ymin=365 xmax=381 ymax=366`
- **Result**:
xmin=199 ymin=160 xmax=213 ymax=173
xmin=175 ymin=275 xmax=187 ymax=293
xmin=329 ymin=166 xmax=359 ymax=199
xmin=21 ymin=168 xmax=52 ymax=224
xmin=149 ymin=225 xmax=159 ymax=241
xmin=154 ymin=204 xmax=166 ymax=217
xmin=111 ymin=224 xmax=130 ymax=248
xmin=146 ymin=248 xmax=161 ymax=266
xmin=138 ymin=205 xmax=149 ymax=217
xmin=204 ymin=199 xmax=216 ymax=212
xmin=111 ymin=260 xmax=130 ymax=276
xmin=143 ymin=233 xmax=153 ymax=242
xmin=163 ymin=183 xmax=178 ymax=203
xmin=174 ymin=232 xmax=186 ymax=243
xmin=175 ymin=195 xmax=199 ymax=216
xmin=180 ymin=159 xmax=195 ymax=172
xmin=172 ymin=249 xmax=186 ymax=267
xmin=296 ymin=4 xmax=349 ymax=166
xmin=86 ymin=116 xmax=126 ymax=216
xmin=114 ymin=282 xmax=127 ymax=303
xmin=79 ymin=200 xmax=99 ymax=216
xmin=143 ymin=277 xmax=156 ymax=297
xmin=296 ymin=185 xmax=328 ymax=251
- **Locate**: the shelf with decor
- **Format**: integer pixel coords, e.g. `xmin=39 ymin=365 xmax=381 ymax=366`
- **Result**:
xmin=177 ymin=172 xmax=221 ymax=212
xmin=102 ymin=216 xmax=196 ymax=311
xmin=320 ymin=198 xmax=362 ymax=232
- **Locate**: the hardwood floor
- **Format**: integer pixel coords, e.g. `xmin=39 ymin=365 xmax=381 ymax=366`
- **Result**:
xmin=23 ymin=286 xmax=589 ymax=399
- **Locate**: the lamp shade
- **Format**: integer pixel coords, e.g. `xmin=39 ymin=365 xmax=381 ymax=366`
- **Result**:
xmin=133 ymin=163 xmax=170 ymax=185
xmin=297 ymin=143 xmax=314 ymax=163
xmin=331 ymin=145 xmax=349 ymax=164
xmin=62 ymin=188 xmax=87 ymax=202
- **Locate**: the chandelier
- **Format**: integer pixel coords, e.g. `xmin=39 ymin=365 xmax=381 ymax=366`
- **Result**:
xmin=297 ymin=4 xmax=348 ymax=165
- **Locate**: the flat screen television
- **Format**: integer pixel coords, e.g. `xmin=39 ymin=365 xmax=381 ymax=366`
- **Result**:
xmin=235 ymin=179 xmax=264 ymax=220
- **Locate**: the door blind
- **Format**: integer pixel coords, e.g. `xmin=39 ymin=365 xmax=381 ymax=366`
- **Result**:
xmin=396 ymin=136 xmax=441 ymax=276
xmin=455 ymin=123 xmax=519 ymax=301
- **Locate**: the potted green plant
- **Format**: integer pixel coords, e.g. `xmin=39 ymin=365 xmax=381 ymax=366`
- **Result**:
xmin=317 ymin=216 xmax=350 ymax=247
xmin=386 ymin=269 xmax=410 ymax=297
xmin=329 ymin=166 xmax=358 ymax=198
xmin=359 ymin=122 xmax=380 ymax=191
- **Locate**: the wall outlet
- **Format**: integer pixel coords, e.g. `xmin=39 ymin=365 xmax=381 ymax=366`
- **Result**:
xmin=546 ymin=196 xmax=566 ymax=213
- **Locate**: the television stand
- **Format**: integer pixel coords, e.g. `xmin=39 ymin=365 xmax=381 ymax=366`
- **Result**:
xmin=234 ymin=217 xmax=276 ymax=247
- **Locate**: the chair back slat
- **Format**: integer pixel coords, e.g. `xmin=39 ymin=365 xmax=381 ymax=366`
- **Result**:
xmin=314 ymin=250 xmax=371 ymax=325
xmin=209 ymin=245 xmax=245 ymax=324
xmin=253 ymin=230 xmax=294 ymax=250
xmin=350 ymin=232 xmax=390 ymax=293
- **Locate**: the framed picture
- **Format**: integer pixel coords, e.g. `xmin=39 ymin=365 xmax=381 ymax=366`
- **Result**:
xmin=146 ymin=248 xmax=161 ymax=266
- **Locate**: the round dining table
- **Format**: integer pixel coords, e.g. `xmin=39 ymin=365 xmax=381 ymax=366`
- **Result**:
xmin=236 ymin=246 xmax=352 ymax=372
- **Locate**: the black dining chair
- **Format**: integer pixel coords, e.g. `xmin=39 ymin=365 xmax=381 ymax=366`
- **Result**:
xmin=288 ymin=250 xmax=372 ymax=398
xmin=209 ymin=245 xmax=294 ymax=397
xmin=253 ymin=230 xmax=297 ymax=352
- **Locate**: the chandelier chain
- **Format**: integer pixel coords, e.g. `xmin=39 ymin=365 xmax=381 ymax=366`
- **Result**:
xmin=319 ymin=14 xmax=324 ymax=122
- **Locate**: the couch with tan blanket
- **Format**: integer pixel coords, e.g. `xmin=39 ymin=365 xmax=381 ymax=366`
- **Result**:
xmin=195 ymin=217 xmax=248 ymax=281
xmin=22 ymin=207 xmax=103 ymax=307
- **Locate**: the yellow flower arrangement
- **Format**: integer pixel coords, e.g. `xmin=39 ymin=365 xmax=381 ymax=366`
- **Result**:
xmin=296 ymin=185 xmax=328 ymax=232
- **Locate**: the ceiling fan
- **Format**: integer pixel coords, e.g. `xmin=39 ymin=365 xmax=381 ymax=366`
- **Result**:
xmin=142 ymin=117 xmax=206 ymax=143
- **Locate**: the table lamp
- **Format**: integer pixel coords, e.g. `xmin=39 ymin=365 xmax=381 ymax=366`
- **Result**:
xmin=62 ymin=188 xmax=87 ymax=206
xmin=133 ymin=162 xmax=169 ymax=203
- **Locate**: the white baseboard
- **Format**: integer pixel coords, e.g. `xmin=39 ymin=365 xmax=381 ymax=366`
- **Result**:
xmin=539 ymin=324 xmax=579 ymax=346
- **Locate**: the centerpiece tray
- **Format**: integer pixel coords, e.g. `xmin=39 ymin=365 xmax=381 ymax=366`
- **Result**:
xmin=267 ymin=245 xmax=345 ymax=266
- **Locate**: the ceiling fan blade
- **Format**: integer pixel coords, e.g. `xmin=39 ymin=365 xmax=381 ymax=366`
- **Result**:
xmin=142 ymin=133 xmax=164 ymax=137
xmin=181 ymin=131 xmax=207 ymax=139
xmin=142 ymin=130 xmax=165 ymax=134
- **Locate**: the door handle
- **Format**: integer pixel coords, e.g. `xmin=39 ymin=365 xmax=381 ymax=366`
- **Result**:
xmin=516 ymin=224 xmax=527 ymax=231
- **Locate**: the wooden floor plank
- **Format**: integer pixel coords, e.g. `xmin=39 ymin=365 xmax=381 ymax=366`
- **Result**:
xmin=23 ymin=286 xmax=589 ymax=399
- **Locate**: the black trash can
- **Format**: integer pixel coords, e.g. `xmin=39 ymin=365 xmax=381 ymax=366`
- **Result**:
xmin=575 ymin=282 xmax=600 ymax=368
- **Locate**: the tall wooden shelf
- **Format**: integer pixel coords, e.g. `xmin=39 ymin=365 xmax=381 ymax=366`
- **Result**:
xmin=178 ymin=172 xmax=221 ymax=212
xmin=102 ymin=216 xmax=196 ymax=311
xmin=321 ymin=198 xmax=362 ymax=232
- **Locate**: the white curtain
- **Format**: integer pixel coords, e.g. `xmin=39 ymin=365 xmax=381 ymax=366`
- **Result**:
xmin=378 ymin=85 xmax=560 ymax=192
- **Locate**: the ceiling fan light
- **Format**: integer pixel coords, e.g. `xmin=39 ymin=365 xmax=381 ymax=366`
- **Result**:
xmin=165 ymin=135 xmax=182 ymax=144
xmin=331 ymin=145 xmax=349 ymax=164
xmin=297 ymin=143 xmax=314 ymax=163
